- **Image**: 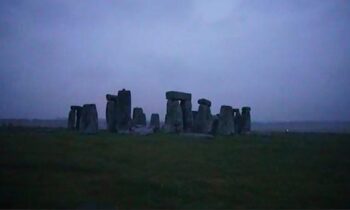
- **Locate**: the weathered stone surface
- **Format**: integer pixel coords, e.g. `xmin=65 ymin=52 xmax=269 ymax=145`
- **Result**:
xmin=210 ymin=114 xmax=219 ymax=135
xmin=181 ymin=100 xmax=193 ymax=132
xmin=106 ymin=100 xmax=117 ymax=132
xmin=133 ymin=107 xmax=146 ymax=126
xmin=198 ymin=98 xmax=211 ymax=107
xmin=166 ymin=91 xmax=191 ymax=101
xmin=149 ymin=113 xmax=160 ymax=130
xmin=117 ymin=89 xmax=131 ymax=130
xmin=217 ymin=105 xmax=234 ymax=135
xmin=194 ymin=104 xmax=212 ymax=133
xmin=165 ymin=100 xmax=183 ymax=133
xmin=192 ymin=111 xmax=198 ymax=120
xmin=71 ymin=106 xmax=81 ymax=110
xmin=79 ymin=104 xmax=98 ymax=134
xmin=106 ymin=94 xmax=118 ymax=101
xmin=67 ymin=108 xmax=75 ymax=130
xmin=233 ymin=108 xmax=242 ymax=134
xmin=75 ymin=107 xmax=82 ymax=130
xmin=241 ymin=106 xmax=251 ymax=133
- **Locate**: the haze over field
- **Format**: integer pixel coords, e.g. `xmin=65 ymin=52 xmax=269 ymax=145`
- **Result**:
xmin=1 ymin=0 xmax=349 ymax=121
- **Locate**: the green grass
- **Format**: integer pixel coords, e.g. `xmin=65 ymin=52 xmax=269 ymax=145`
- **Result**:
xmin=0 ymin=127 xmax=349 ymax=209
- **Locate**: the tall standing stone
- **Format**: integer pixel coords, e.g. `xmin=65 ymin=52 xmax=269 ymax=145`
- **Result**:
xmin=80 ymin=104 xmax=98 ymax=134
xmin=133 ymin=107 xmax=146 ymax=126
xmin=67 ymin=107 xmax=75 ymax=130
xmin=165 ymin=100 xmax=183 ymax=133
xmin=117 ymin=89 xmax=131 ymax=130
xmin=194 ymin=98 xmax=213 ymax=133
xmin=150 ymin=113 xmax=160 ymax=131
xmin=233 ymin=108 xmax=242 ymax=134
xmin=241 ymin=106 xmax=251 ymax=133
xmin=106 ymin=94 xmax=118 ymax=132
xmin=165 ymin=91 xmax=192 ymax=133
xmin=75 ymin=106 xmax=82 ymax=130
xmin=181 ymin=100 xmax=193 ymax=132
xmin=217 ymin=105 xmax=234 ymax=135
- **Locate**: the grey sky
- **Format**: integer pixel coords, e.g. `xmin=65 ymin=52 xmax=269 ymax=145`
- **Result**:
xmin=0 ymin=0 xmax=349 ymax=121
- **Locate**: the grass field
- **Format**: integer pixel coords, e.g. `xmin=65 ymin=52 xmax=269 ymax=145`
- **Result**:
xmin=0 ymin=127 xmax=349 ymax=209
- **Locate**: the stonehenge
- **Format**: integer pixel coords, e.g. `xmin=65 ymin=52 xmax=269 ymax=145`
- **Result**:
xmin=150 ymin=113 xmax=160 ymax=131
xmin=105 ymin=89 xmax=132 ymax=132
xmin=67 ymin=105 xmax=82 ymax=130
xmin=117 ymin=89 xmax=132 ymax=130
xmin=233 ymin=108 xmax=242 ymax=134
xmin=165 ymin=91 xmax=193 ymax=133
xmin=106 ymin=94 xmax=118 ymax=132
xmin=79 ymin=104 xmax=98 ymax=134
xmin=241 ymin=107 xmax=251 ymax=133
xmin=217 ymin=105 xmax=235 ymax=135
xmin=194 ymin=98 xmax=213 ymax=133
xmin=67 ymin=89 xmax=252 ymax=136
xmin=133 ymin=107 xmax=146 ymax=126
xmin=68 ymin=108 xmax=75 ymax=130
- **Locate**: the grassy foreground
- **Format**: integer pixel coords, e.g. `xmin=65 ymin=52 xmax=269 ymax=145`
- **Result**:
xmin=0 ymin=127 xmax=349 ymax=209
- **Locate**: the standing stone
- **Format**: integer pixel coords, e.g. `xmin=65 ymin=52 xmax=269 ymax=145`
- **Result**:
xmin=165 ymin=100 xmax=183 ymax=133
xmin=106 ymin=94 xmax=118 ymax=132
xmin=165 ymin=91 xmax=192 ymax=133
xmin=194 ymin=98 xmax=213 ymax=133
xmin=192 ymin=111 xmax=198 ymax=120
xmin=117 ymin=89 xmax=131 ymax=130
xmin=75 ymin=106 xmax=82 ymax=130
xmin=67 ymin=107 xmax=75 ymax=130
xmin=166 ymin=91 xmax=191 ymax=101
xmin=181 ymin=100 xmax=193 ymax=132
xmin=217 ymin=105 xmax=234 ymax=135
xmin=149 ymin=113 xmax=160 ymax=131
xmin=80 ymin=104 xmax=98 ymax=134
xmin=133 ymin=107 xmax=146 ymax=126
xmin=210 ymin=114 xmax=220 ymax=135
xmin=241 ymin=106 xmax=251 ymax=133
xmin=233 ymin=108 xmax=242 ymax=134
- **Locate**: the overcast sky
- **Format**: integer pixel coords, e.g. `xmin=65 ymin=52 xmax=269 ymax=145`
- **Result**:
xmin=0 ymin=0 xmax=349 ymax=121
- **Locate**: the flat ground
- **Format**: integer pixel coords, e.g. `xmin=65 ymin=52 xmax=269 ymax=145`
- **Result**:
xmin=0 ymin=127 xmax=349 ymax=209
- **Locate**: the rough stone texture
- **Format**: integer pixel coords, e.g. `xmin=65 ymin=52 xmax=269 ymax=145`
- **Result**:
xmin=192 ymin=111 xmax=198 ymax=120
xmin=166 ymin=91 xmax=191 ymax=101
xmin=71 ymin=106 xmax=81 ymax=110
xmin=233 ymin=108 xmax=242 ymax=134
xmin=106 ymin=100 xmax=117 ymax=132
xmin=217 ymin=105 xmax=234 ymax=135
xmin=75 ymin=107 xmax=82 ymax=130
xmin=198 ymin=98 xmax=211 ymax=107
xmin=194 ymin=104 xmax=212 ymax=133
xmin=133 ymin=107 xmax=146 ymax=126
xmin=241 ymin=106 xmax=251 ymax=133
xmin=165 ymin=100 xmax=183 ymax=133
xmin=210 ymin=114 xmax=219 ymax=135
xmin=117 ymin=89 xmax=131 ymax=130
xmin=181 ymin=100 xmax=193 ymax=132
xmin=79 ymin=104 xmax=98 ymax=134
xmin=106 ymin=94 xmax=118 ymax=101
xmin=149 ymin=113 xmax=160 ymax=131
xmin=67 ymin=109 xmax=75 ymax=130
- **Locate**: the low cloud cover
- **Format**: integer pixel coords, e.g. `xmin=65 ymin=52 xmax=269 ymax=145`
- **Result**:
xmin=1 ymin=0 xmax=349 ymax=121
